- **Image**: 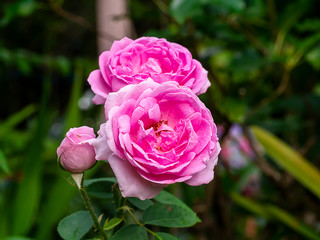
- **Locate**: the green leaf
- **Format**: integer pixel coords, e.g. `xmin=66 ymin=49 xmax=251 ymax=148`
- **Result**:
xmin=142 ymin=203 xmax=200 ymax=228
xmin=57 ymin=210 xmax=93 ymax=240
xmin=153 ymin=190 xmax=190 ymax=210
xmin=231 ymin=193 xmax=320 ymax=240
xmin=110 ymin=224 xmax=147 ymax=240
xmin=84 ymin=177 xmax=117 ymax=186
xmin=0 ymin=149 xmax=10 ymax=174
xmin=127 ymin=197 xmax=153 ymax=210
xmin=251 ymin=125 xmax=320 ymax=199
xmin=84 ymin=177 xmax=116 ymax=199
xmin=103 ymin=217 xmax=123 ymax=231
xmin=156 ymin=232 xmax=180 ymax=240
xmin=152 ymin=190 xmax=200 ymax=227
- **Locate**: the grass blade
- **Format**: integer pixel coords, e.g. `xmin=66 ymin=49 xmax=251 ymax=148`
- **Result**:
xmin=12 ymin=75 xmax=50 ymax=235
xmin=0 ymin=149 xmax=11 ymax=175
xmin=251 ymin=125 xmax=320 ymax=199
xmin=0 ymin=104 xmax=37 ymax=139
xmin=231 ymin=193 xmax=320 ymax=240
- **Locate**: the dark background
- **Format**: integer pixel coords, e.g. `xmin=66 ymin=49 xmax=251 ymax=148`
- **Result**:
xmin=0 ymin=0 xmax=320 ymax=239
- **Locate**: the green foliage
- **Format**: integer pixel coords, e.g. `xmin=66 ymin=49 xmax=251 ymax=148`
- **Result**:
xmin=35 ymin=172 xmax=78 ymax=240
xmin=154 ymin=190 xmax=197 ymax=212
xmin=57 ymin=211 xmax=93 ymax=240
xmin=155 ymin=232 xmax=180 ymax=240
xmin=142 ymin=203 xmax=200 ymax=227
xmin=150 ymin=190 xmax=201 ymax=227
xmin=127 ymin=197 xmax=154 ymax=210
xmin=84 ymin=177 xmax=116 ymax=199
xmin=0 ymin=104 xmax=37 ymax=139
xmin=12 ymin=75 xmax=51 ymax=235
xmin=64 ymin=62 xmax=83 ymax=131
xmin=103 ymin=217 xmax=123 ymax=231
xmin=110 ymin=224 xmax=147 ymax=240
xmin=170 ymin=0 xmax=203 ymax=24
xmin=0 ymin=47 xmax=73 ymax=76
xmin=0 ymin=0 xmax=38 ymax=27
xmin=306 ymin=47 xmax=320 ymax=70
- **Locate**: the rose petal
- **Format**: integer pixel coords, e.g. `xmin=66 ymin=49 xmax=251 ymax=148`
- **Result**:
xmin=88 ymin=70 xmax=111 ymax=104
xmin=92 ymin=95 xmax=106 ymax=105
xmin=137 ymin=168 xmax=192 ymax=184
xmin=109 ymin=37 xmax=134 ymax=52
xmin=108 ymin=154 xmax=164 ymax=200
xmin=91 ymin=123 xmax=113 ymax=160
xmin=185 ymin=142 xmax=221 ymax=186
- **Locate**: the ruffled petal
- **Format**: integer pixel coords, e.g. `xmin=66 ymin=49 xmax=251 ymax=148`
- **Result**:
xmin=185 ymin=142 xmax=221 ymax=186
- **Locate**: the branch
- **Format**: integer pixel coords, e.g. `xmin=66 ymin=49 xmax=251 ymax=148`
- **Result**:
xmin=220 ymin=16 xmax=269 ymax=57
xmin=247 ymin=66 xmax=291 ymax=118
xmin=49 ymin=0 xmax=119 ymax=42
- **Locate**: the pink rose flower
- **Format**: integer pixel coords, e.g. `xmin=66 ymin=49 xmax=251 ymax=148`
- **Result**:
xmin=57 ymin=126 xmax=96 ymax=173
xmin=92 ymin=79 xmax=220 ymax=200
xmin=88 ymin=36 xmax=211 ymax=104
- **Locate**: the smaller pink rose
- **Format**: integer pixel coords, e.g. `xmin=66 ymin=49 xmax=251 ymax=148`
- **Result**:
xmin=57 ymin=126 xmax=96 ymax=173
xmin=88 ymin=36 xmax=211 ymax=104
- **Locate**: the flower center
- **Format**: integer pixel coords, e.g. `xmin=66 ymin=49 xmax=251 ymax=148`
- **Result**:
xmin=152 ymin=120 xmax=168 ymax=132
xmin=151 ymin=120 xmax=178 ymax=152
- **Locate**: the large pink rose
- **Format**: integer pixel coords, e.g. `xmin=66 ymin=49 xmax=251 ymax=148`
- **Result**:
xmin=92 ymin=79 xmax=220 ymax=200
xmin=88 ymin=36 xmax=211 ymax=104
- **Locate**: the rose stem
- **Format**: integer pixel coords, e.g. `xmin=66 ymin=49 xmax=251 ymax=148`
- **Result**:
xmin=79 ymin=178 xmax=107 ymax=239
xmin=123 ymin=206 xmax=157 ymax=237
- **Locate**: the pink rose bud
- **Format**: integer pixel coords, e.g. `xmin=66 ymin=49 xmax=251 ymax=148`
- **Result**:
xmin=57 ymin=126 xmax=96 ymax=173
xmin=88 ymin=36 xmax=211 ymax=104
xmin=91 ymin=79 xmax=220 ymax=200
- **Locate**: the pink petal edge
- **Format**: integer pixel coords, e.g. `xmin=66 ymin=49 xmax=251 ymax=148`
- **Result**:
xmin=108 ymin=154 xmax=164 ymax=200
xmin=185 ymin=142 xmax=221 ymax=186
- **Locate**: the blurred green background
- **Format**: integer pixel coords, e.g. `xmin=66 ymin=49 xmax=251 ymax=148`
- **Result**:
xmin=0 ymin=0 xmax=320 ymax=239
